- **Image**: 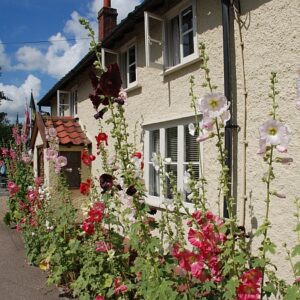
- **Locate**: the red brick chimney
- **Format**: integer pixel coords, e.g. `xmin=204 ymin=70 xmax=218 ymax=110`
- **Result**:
xmin=98 ymin=0 xmax=118 ymax=41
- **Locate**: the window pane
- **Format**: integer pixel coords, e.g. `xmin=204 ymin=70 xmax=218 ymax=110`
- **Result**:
xmin=169 ymin=16 xmax=180 ymax=66
xmin=182 ymin=31 xmax=194 ymax=57
xmin=185 ymin=125 xmax=199 ymax=162
xmin=128 ymin=46 xmax=135 ymax=65
xmin=120 ymin=52 xmax=127 ymax=88
xmin=150 ymin=130 xmax=160 ymax=158
xmin=149 ymin=165 xmax=160 ymax=196
xmin=129 ymin=64 xmax=136 ymax=83
xmin=166 ymin=127 xmax=177 ymax=162
xmin=181 ymin=6 xmax=193 ymax=33
xmin=166 ymin=164 xmax=177 ymax=199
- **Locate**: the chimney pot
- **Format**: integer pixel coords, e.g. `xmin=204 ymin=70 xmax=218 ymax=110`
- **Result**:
xmin=103 ymin=0 xmax=111 ymax=8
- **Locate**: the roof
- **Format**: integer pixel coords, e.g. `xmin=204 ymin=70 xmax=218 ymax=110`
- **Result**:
xmin=30 ymin=113 xmax=91 ymax=148
xmin=37 ymin=0 xmax=178 ymax=107
xmin=44 ymin=116 xmax=91 ymax=145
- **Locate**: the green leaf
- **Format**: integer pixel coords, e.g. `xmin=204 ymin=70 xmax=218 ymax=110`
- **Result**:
xmin=283 ymin=285 xmax=300 ymax=300
xmin=292 ymin=245 xmax=300 ymax=257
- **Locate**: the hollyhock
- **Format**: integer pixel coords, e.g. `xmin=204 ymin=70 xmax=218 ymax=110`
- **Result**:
xmin=82 ymin=220 xmax=95 ymax=235
xmin=258 ymin=119 xmax=289 ymax=153
xmin=94 ymin=107 xmax=108 ymax=120
xmin=151 ymin=153 xmax=160 ymax=171
xmin=55 ymin=156 xmax=68 ymax=167
xmin=48 ymin=128 xmax=57 ymax=138
xmin=46 ymin=149 xmax=58 ymax=161
xmin=183 ymin=171 xmax=192 ymax=194
xmin=7 ymin=181 xmax=19 ymax=196
xmin=114 ymin=278 xmax=128 ymax=295
xmin=126 ymin=185 xmax=137 ymax=196
xmin=100 ymin=63 xmax=122 ymax=98
xmin=96 ymin=241 xmax=111 ymax=253
xmin=1 ymin=148 xmax=9 ymax=157
xmin=188 ymin=123 xmax=196 ymax=136
xmin=10 ymin=150 xmax=17 ymax=160
xmin=115 ymin=88 xmax=128 ymax=105
xmin=81 ymin=148 xmax=96 ymax=166
xmin=89 ymin=93 xmax=101 ymax=110
xmin=198 ymin=92 xmax=229 ymax=119
xmin=99 ymin=173 xmax=114 ymax=192
xmin=88 ymin=202 xmax=105 ymax=223
xmin=237 ymin=269 xmax=262 ymax=300
xmin=95 ymin=296 xmax=105 ymax=300
xmin=22 ymin=152 xmax=32 ymax=164
xmin=80 ymin=179 xmax=91 ymax=195
xmin=95 ymin=132 xmax=108 ymax=148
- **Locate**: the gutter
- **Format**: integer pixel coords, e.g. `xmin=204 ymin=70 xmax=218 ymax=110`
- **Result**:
xmin=221 ymin=0 xmax=233 ymax=218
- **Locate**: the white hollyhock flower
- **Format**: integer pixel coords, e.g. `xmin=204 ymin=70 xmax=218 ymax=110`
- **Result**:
xmin=258 ymin=119 xmax=289 ymax=150
xmin=188 ymin=123 xmax=195 ymax=136
xmin=151 ymin=153 xmax=160 ymax=171
xmin=183 ymin=171 xmax=192 ymax=194
xmin=164 ymin=158 xmax=172 ymax=164
xmin=198 ymin=92 xmax=229 ymax=118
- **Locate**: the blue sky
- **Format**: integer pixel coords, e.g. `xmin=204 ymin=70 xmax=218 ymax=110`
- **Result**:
xmin=0 ymin=0 xmax=142 ymax=121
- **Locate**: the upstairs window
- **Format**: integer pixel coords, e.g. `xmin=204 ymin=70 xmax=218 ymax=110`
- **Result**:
xmin=101 ymin=43 xmax=137 ymax=90
xmin=57 ymin=89 xmax=77 ymax=117
xmin=145 ymin=0 xmax=198 ymax=69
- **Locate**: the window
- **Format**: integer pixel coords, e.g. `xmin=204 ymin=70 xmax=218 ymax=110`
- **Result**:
xmin=144 ymin=0 xmax=198 ymax=69
xmin=101 ymin=43 xmax=137 ymax=90
xmin=61 ymin=151 xmax=81 ymax=188
xmin=145 ymin=118 xmax=201 ymax=203
xmin=57 ymin=89 xmax=77 ymax=117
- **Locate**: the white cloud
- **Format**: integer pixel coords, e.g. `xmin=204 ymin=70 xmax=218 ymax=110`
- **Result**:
xmin=89 ymin=0 xmax=141 ymax=23
xmin=11 ymin=0 xmax=141 ymax=79
xmin=0 ymin=41 xmax=12 ymax=72
xmin=0 ymin=74 xmax=41 ymax=121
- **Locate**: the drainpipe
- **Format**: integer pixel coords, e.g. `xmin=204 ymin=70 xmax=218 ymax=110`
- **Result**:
xmin=221 ymin=0 xmax=233 ymax=218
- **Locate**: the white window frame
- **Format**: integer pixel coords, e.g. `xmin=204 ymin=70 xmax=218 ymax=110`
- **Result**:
xmin=144 ymin=116 xmax=203 ymax=209
xmin=125 ymin=44 xmax=138 ymax=89
xmin=101 ymin=48 xmax=119 ymax=70
xmin=70 ymin=90 xmax=78 ymax=116
xmin=144 ymin=0 xmax=198 ymax=70
xmin=57 ymin=90 xmax=70 ymax=117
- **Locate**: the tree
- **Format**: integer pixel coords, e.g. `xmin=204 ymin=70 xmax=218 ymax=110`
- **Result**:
xmin=0 ymin=112 xmax=13 ymax=146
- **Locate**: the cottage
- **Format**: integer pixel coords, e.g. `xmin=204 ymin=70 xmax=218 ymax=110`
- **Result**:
xmin=32 ymin=0 xmax=300 ymax=281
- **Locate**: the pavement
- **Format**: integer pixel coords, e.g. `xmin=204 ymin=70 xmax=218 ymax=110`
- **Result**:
xmin=0 ymin=188 xmax=64 ymax=300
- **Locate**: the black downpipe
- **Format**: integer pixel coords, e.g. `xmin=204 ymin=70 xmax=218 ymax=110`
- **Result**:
xmin=221 ymin=0 xmax=232 ymax=218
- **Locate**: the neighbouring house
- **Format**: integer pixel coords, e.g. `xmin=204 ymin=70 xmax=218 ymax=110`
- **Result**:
xmin=32 ymin=0 xmax=300 ymax=281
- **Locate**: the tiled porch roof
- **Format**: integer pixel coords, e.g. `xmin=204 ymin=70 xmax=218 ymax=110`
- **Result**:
xmin=44 ymin=116 xmax=91 ymax=146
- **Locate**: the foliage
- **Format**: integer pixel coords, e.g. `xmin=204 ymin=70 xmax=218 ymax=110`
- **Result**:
xmin=2 ymin=18 xmax=299 ymax=300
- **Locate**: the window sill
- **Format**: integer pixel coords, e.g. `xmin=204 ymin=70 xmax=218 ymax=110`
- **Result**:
xmin=145 ymin=194 xmax=195 ymax=214
xmin=124 ymin=83 xmax=141 ymax=93
xmin=160 ymin=56 xmax=202 ymax=77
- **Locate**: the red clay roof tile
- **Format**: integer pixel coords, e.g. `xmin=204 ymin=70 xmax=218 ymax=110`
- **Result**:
xmin=43 ymin=116 xmax=91 ymax=146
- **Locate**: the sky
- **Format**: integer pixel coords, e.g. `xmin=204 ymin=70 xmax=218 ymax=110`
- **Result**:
xmin=0 ymin=0 xmax=142 ymax=122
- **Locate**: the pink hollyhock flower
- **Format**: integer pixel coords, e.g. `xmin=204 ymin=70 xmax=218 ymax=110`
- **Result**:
xmin=114 ymin=278 xmax=127 ymax=295
xmin=188 ymin=228 xmax=204 ymax=249
xmin=198 ymin=92 xmax=229 ymax=119
xmin=7 ymin=181 xmax=19 ymax=196
xmin=10 ymin=150 xmax=17 ymax=160
xmin=1 ymin=148 xmax=9 ymax=157
xmin=115 ymin=88 xmax=128 ymax=105
xmin=96 ymin=241 xmax=111 ymax=253
xmin=190 ymin=260 xmax=205 ymax=280
xmin=258 ymin=119 xmax=289 ymax=153
xmin=46 ymin=149 xmax=58 ymax=161
xmin=95 ymin=296 xmax=105 ymax=300
xmin=237 ymin=269 xmax=262 ymax=300
xmin=55 ymin=156 xmax=68 ymax=167
xmin=48 ymin=128 xmax=57 ymax=138
xmin=295 ymin=277 xmax=300 ymax=283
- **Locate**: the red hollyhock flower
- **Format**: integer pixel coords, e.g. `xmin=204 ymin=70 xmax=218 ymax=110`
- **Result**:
xmin=82 ymin=220 xmax=95 ymax=235
xmin=100 ymin=63 xmax=122 ymax=98
xmin=114 ymin=278 xmax=128 ymax=295
xmin=95 ymin=296 xmax=105 ymax=300
xmin=237 ymin=269 xmax=262 ymax=300
xmin=132 ymin=151 xmax=142 ymax=159
xmin=80 ymin=179 xmax=91 ymax=195
xmin=96 ymin=132 xmax=108 ymax=147
xmin=81 ymin=149 xmax=96 ymax=166
xmin=88 ymin=202 xmax=105 ymax=223
xmin=95 ymin=240 xmax=111 ymax=253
